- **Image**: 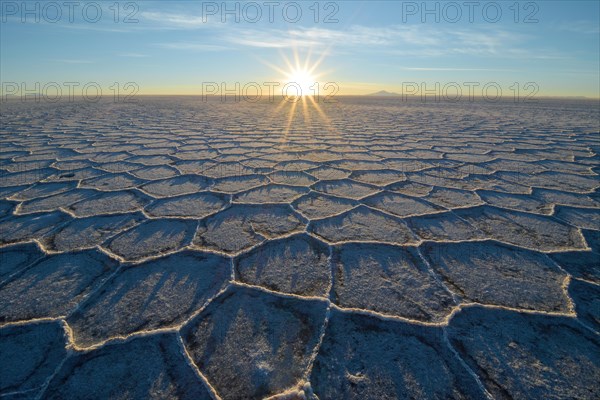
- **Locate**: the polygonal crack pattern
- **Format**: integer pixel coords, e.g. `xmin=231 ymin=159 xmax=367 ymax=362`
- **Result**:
xmin=0 ymin=98 xmax=598 ymax=399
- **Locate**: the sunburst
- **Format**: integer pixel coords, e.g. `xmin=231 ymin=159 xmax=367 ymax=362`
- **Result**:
xmin=259 ymin=48 xmax=337 ymax=140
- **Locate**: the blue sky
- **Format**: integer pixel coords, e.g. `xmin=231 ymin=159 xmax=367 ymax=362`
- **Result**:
xmin=1 ymin=1 xmax=599 ymax=97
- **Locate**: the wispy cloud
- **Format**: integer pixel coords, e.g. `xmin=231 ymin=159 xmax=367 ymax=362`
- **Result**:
xmin=225 ymin=25 xmax=444 ymax=49
xmin=118 ymin=53 xmax=149 ymax=58
xmin=52 ymin=59 xmax=94 ymax=64
xmin=155 ymin=42 xmax=229 ymax=51
xmin=135 ymin=10 xmax=565 ymax=61
xmin=221 ymin=25 xmax=541 ymax=60
xmin=558 ymin=20 xmax=600 ymax=35
xmin=401 ymin=67 xmax=518 ymax=72
xmin=140 ymin=11 xmax=225 ymax=30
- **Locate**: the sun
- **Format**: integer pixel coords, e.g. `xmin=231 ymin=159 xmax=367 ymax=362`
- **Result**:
xmin=284 ymin=68 xmax=317 ymax=97
xmin=258 ymin=49 xmax=328 ymax=98
xmin=256 ymin=48 xmax=338 ymax=137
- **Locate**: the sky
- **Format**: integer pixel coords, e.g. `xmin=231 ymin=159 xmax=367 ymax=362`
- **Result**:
xmin=1 ymin=0 xmax=599 ymax=98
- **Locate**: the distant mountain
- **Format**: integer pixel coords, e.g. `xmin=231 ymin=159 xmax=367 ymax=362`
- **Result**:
xmin=367 ymin=90 xmax=401 ymax=96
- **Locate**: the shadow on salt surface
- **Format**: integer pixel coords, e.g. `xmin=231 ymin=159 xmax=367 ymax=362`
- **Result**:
xmin=421 ymin=241 xmax=571 ymax=312
xmin=0 ymin=250 xmax=118 ymax=323
xmin=363 ymin=191 xmax=445 ymax=217
xmin=67 ymin=189 xmax=152 ymax=217
xmin=0 ymin=168 xmax=56 ymax=187
xmin=0 ymin=211 xmax=71 ymax=245
xmin=581 ymin=229 xmax=600 ymax=253
xmin=406 ymin=211 xmax=485 ymax=241
xmin=0 ymin=200 xmax=16 ymax=218
xmin=454 ymin=205 xmax=587 ymax=252
xmin=310 ymin=309 xmax=482 ymax=400
xmin=8 ymin=181 xmax=77 ymax=202
xmin=0 ymin=321 xmax=68 ymax=397
xmin=235 ymin=233 xmax=330 ymax=297
xmin=80 ymin=173 xmax=144 ymax=191
xmin=332 ymin=243 xmax=455 ymax=322
xmin=41 ymin=213 xmax=145 ymax=252
xmin=16 ymin=188 xmax=100 ymax=215
xmin=349 ymin=169 xmax=406 ymax=186
xmin=194 ymin=204 xmax=306 ymax=255
xmin=0 ymin=242 xmax=45 ymax=283
xmin=554 ymin=205 xmax=600 ymax=230
xmin=268 ymin=171 xmax=317 ymax=187
xmin=568 ymin=279 xmax=600 ymax=330
xmin=310 ymin=205 xmax=418 ymax=245
xmin=292 ymin=192 xmax=357 ymax=220
xmin=105 ymin=219 xmax=197 ymax=261
xmin=447 ymin=305 xmax=600 ymax=400
xmin=210 ymin=174 xmax=270 ymax=194
xmin=233 ymin=184 xmax=309 ymax=204
xmin=182 ymin=285 xmax=327 ymax=400
xmin=312 ymin=179 xmax=380 ymax=200
xmin=68 ymin=250 xmax=230 ymax=347
xmin=476 ymin=189 xmax=552 ymax=215
xmin=140 ymin=175 xmax=211 ymax=198
xmin=42 ymin=333 xmax=211 ymax=400
xmin=145 ymin=192 xmax=227 ymax=218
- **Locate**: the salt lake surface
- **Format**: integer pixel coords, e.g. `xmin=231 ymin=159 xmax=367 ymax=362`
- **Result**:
xmin=0 ymin=97 xmax=598 ymax=399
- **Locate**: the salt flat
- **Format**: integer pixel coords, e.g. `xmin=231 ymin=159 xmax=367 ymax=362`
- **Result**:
xmin=0 ymin=97 xmax=598 ymax=399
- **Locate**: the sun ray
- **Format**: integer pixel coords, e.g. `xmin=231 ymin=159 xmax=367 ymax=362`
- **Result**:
xmin=258 ymin=47 xmax=339 ymax=141
xmin=282 ymin=96 xmax=298 ymax=141
xmin=307 ymin=94 xmax=338 ymax=135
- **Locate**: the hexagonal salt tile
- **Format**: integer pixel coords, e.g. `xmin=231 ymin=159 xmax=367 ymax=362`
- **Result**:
xmin=332 ymin=243 xmax=455 ymax=321
xmin=145 ymin=192 xmax=227 ymax=218
xmin=0 ymin=211 xmax=71 ymax=245
xmin=141 ymin=175 xmax=211 ymax=198
xmin=310 ymin=206 xmax=418 ymax=245
xmin=68 ymin=250 xmax=230 ymax=347
xmin=0 ymin=321 xmax=68 ymax=396
xmin=313 ymin=179 xmax=380 ymax=200
xmin=194 ymin=204 xmax=306 ymax=254
xmin=67 ymin=190 xmax=151 ymax=217
xmin=0 ymin=243 xmax=45 ymax=282
xmin=421 ymin=241 xmax=571 ymax=312
xmin=292 ymin=192 xmax=357 ymax=220
xmin=455 ymin=206 xmax=586 ymax=252
xmin=235 ymin=234 xmax=330 ymax=297
xmin=363 ymin=191 xmax=445 ymax=217
xmin=105 ymin=219 xmax=196 ymax=261
xmin=181 ymin=286 xmax=327 ymax=400
xmin=43 ymin=333 xmax=211 ymax=399
xmin=447 ymin=306 xmax=600 ymax=400
xmin=233 ymin=184 xmax=309 ymax=204
xmin=0 ymin=250 xmax=118 ymax=322
xmin=310 ymin=309 xmax=483 ymax=399
xmin=41 ymin=213 xmax=145 ymax=252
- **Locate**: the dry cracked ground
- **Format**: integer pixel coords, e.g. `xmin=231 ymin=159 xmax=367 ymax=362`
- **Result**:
xmin=0 ymin=97 xmax=599 ymax=399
